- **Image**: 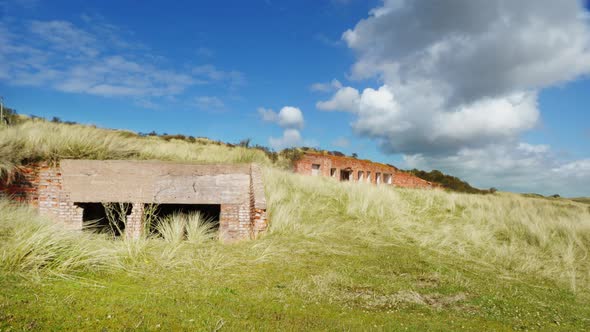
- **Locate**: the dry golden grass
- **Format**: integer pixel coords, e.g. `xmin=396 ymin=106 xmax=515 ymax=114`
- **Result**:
xmin=265 ymin=168 xmax=590 ymax=291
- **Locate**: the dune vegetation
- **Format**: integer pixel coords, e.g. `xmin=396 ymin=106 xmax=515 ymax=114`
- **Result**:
xmin=1 ymin=119 xmax=590 ymax=330
xmin=0 ymin=119 xmax=272 ymax=178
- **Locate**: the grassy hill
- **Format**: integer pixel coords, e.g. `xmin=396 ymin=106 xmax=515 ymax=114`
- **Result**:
xmin=1 ymin=119 xmax=590 ymax=330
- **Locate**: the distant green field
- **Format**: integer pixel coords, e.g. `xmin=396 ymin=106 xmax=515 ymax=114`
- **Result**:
xmin=1 ymin=121 xmax=590 ymax=331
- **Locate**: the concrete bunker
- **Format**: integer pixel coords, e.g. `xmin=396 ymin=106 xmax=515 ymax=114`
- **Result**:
xmin=0 ymin=160 xmax=268 ymax=242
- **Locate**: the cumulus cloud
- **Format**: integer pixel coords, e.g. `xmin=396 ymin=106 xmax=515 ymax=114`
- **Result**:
xmin=259 ymin=106 xmax=306 ymax=149
xmin=269 ymin=128 xmax=302 ymax=150
xmin=316 ymin=86 xmax=360 ymax=112
xmin=277 ymin=106 xmax=304 ymax=129
xmin=316 ymin=0 xmax=590 ymax=195
xmin=320 ymin=0 xmax=590 ymax=154
xmin=258 ymin=106 xmax=304 ymax=129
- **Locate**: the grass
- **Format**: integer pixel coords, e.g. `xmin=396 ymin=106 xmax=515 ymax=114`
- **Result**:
xmin=154 ymin=212 xmax=217 ymax=244
xmin=572 ymin=197 xmax=590 ymax=204
xmin=0 ymin=119 xmax=271 ymax=178
xmin=1 ymin=120 xmax=590 ymax=330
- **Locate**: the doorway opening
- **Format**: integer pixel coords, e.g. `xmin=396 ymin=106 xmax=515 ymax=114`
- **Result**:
xmin=340 ymin=168 xmax=353 ymax=181
xmin=77 ymin=202 xmax=132 ymax=236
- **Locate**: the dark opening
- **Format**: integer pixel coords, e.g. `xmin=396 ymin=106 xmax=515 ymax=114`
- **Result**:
xmin=148 ymin=204 xmax=221 ymax=233
xmin=340 ymin=168 xmax=352 ymax=182
xmin=77 ymin=202 xmax=132 ymax=236
xmin=330 ymin=168 xmax=337 ymax=177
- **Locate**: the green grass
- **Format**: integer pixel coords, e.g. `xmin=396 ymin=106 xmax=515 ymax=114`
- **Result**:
xmin=1 ymin=120 xmax=590 ymax=330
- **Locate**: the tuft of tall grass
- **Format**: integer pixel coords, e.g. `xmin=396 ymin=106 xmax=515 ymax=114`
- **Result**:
xmin=185 ymin=212 xmax=217 ymax=244
xmin=0 ymin=200 xmax=114 ymax=276
xmin=155 ymin=212 xmax=217 ymax=244
xmin=155 ymin=213 xmax=187 ymax=244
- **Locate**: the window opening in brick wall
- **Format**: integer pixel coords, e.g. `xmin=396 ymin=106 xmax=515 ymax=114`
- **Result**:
xmin=149 ymin=204 xmax=221 ymax=237
xmin=340 ymin=168 xmax=353 ymax=181
xmin=357 ymin=171 xmax=364 ymax=182
xmin=311 ymin=164 xmax=321 ymax=176
xmin=366 ymin=171 xmax=372 ymax=183
xmin=77 ymin=202 xmax=131 ymax=236
xmin=330 ymin=168 xmax=337 ymax=177
xmin=384 ymin=173 xmax=393 ymax=185
xmin=376 ymin=172 xmax=382 ymax=184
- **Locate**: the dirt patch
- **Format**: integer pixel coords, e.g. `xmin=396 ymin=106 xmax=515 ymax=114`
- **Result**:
xmin=415 ymin=274 xmax=441 ymax=288
xmin=343 ymin=287 xmax=468 ymax=311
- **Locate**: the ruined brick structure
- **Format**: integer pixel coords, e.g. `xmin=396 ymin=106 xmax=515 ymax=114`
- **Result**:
xmin=0 ymin=160 xmax=268 ymax=242
xmin=293 ymin=152 xmax=438 ymax=189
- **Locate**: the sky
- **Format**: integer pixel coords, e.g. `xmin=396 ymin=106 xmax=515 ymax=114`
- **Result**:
xmin=0 ymin=0 xmax=589 ymax=197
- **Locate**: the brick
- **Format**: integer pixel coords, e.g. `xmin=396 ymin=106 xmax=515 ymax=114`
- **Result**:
xmin=293 ymin=152 xmax=441 ymax=190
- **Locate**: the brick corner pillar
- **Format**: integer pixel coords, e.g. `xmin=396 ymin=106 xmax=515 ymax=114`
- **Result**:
xmin=219 ymin=203 xmax=251 ymax=243
xmin=249 ymin=163 xmax=268 ymax=240
xmin=125 ymin=203 xmax=144 ymax=240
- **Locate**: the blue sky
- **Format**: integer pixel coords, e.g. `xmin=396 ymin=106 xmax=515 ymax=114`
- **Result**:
xmin=1 ymin=0 xmax=589 ymax=196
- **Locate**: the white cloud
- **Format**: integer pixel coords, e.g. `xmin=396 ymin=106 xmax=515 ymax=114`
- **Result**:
xmin=30 ymin=20 xmax=98 ymax=57
xmin=194 ymin=96 xmax=225 ymax=111
xmin=258 ymin=107 xmax=278 ymax=122
xmin=277 ymin=106 xmax=304 ymax=129
xmin=316 ymin=86 xmax=360 ymax=112
xmin=192 ymin=64 xmax=245 ymax=87
xmin=269 ymin=129 xmax=302 ymax=150
xmin=0 ymin=19 xmax=244 ymax=102
xmin=310 ymin=79 xmax=342 ymax=92
xmin=258 ymin=106 xmax=304 ymax=129
xmin=317 ymin=0 xmax=590 ymax=195
xmin=259 ymin=106 xmax=307 ymax=150
xmin=319 ymin=0 xmax=590 ymax=154
xmin=404 ymin=144 xmax=590 ymax=197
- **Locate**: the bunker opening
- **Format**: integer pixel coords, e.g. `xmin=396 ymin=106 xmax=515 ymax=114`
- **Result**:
xmin=149 ymin=203 xmax=221 ymax=236
xmin=77 ymin=202 xmax=132 ymax=236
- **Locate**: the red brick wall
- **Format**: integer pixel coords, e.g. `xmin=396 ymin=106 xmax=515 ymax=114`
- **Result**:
xmin=0 ymin=163 xmax=84 ymax=229
xmin=293 ymin=152 xmax=439 ymax=189
xmin=0 ymin=163 xmax=46 ymax=206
